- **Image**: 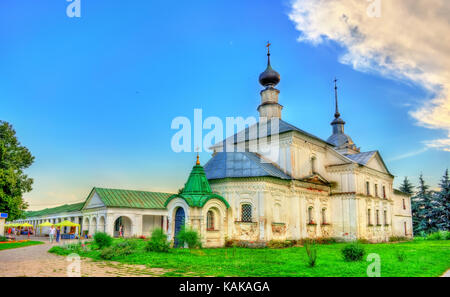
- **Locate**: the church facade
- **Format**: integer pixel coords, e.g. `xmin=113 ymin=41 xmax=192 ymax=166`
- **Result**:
xmin=16 ymin=49 xmax=413 ymax=247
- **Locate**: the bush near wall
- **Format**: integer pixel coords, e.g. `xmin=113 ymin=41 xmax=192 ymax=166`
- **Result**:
xmin=341 ymin=243 xmax=365 ymax=262
xmin=93 ymin=232 xmax=113 ymax=249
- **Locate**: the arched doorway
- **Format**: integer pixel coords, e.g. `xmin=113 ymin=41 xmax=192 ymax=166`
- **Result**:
xmin=114 ymin=216 xmax=132 ymax=238
xmin=83 ymin=217 xmax=90 ymax=236
xmin=99 ymin=216 xmax=105 ymax=233
xmin=174 ymin=207 xmax=185 ymax=247
xmin=91 ymin=217 xmax=97 ymax=234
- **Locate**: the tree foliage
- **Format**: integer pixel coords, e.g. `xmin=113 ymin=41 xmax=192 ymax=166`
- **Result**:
xmin=433 ymin=170 xmax=450 ymax=231
xmin=0 ymin=121 xmax=34 ymax=220
xmin=411 ymin=171 xmax=450 ymax=235
xmin=399 ymin=177 xmax=414 ymax=195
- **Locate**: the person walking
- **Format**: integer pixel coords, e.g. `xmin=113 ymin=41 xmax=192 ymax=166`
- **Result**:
xmin=49 ymin=225 xmax=56 ymax=243
xmin=56 ymin=227 xmax=61 ymax=243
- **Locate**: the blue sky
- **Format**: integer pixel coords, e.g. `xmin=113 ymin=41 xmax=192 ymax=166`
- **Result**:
xmin=0 ymin=0 xmax=448 ymax=209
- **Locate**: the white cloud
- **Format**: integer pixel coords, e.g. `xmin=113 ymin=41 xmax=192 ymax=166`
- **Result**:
xmin=288 ymin=0 xmax=450 ymax=151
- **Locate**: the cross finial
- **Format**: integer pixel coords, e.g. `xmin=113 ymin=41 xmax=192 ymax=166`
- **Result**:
xmin=266 ymin=41 xmax=271 ymax=55
xmin=195 ymin=146 xmax=200 ymax=165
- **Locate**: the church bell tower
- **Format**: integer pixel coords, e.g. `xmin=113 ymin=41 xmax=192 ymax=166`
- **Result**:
xmin=258 ymin=42 xmax=283 ymax=120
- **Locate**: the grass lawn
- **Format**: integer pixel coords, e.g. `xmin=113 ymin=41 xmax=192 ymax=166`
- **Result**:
xmin=0 ymin=241 xmax=44 ymax=251
xmin=49 ymin=239 xmax=450 ymax=277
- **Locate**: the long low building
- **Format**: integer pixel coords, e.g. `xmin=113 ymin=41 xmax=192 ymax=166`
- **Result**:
xmin=15 ymin=187 xmax=173 ymax=238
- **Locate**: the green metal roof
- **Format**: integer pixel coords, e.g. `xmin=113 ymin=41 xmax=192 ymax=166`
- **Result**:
xmin=25 ymin=202 xmax=84 ymax=218
xmin=165 ymin=163 xmax=230 ymax=208
xmin=88 ymin=187 xmax=173 ymax=209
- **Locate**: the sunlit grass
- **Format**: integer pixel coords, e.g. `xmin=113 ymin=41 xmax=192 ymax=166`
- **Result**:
xmin=0 ymin=240 xmax=43 ymax=251
xmin=49 ymin=239 xmax=450 ymax=277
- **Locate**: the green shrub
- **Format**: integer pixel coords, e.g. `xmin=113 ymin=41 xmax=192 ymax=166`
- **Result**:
xmin=395 ymin=249 xmax=407 ymax=262
xmin=341 ymin=243 xmax=365 ymax=262
xmin=389 ymin=236 xmax=409 ymax=242
xmin=94 ymin=232 xmax=113 ymax=249
xmin=427 ymin=231 xmax=449 ymax=240
xmin=145 ymin=228 xmax=170 ymax=252
xmin=300 ymin=237 xmax=337 ymax=245
xmin=357 ymin=238 xmax=370 ymax=244
xmin=0 ymin=236 xmax=8 ymax=242
xmin=99 ymin=240 xmax=136 ymax=260
xmin=176 ymin=227 xmax=202 ymax=249
xmin=267 ymin=240 xmax=294 ymax=249
xmin=305 ymin=241 xmax=317 ymax=267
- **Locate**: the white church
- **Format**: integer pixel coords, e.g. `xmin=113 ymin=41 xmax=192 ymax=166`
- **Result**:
xmin=15 ymin=47 xmax=413 ymax=247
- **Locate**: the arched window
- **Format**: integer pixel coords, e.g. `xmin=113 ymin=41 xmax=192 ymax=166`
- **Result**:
xmin=368 ymin=209 xmax=372 ymax=225
xmin=311 ymin=156 xmax=316 ymax=174
xmin=241 ymin=204 xmax=252 ymax=222
xmin=207 ymin=210 xmax=214 ymax=230
xmin=383 ymin=210 xmax=387 ymax=225
xmin=376 ymin=210 xmax=380 ymax=225
xmin=321 ymin=208 xmax=327 ymax=224
xmin=308 ymin=206 xmax=314 ymax=224
xmin=382 ymin=186 xmax=386 ymax=198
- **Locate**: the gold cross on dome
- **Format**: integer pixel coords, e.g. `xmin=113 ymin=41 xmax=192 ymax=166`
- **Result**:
xmin=266 ymin=41 xmax=271 ymax=54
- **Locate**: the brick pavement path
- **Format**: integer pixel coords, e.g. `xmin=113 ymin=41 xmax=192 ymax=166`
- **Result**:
xmin=0 ymin=238 xmax=168 ymax=277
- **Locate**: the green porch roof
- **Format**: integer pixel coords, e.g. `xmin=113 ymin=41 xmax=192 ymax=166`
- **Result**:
xmin=25 ymin=202 xmax=84 ymax=218
xmin=87 ymin=187 xmax=173 ymax=209
xmin=165 ymin=163 xmax=230 ymax=208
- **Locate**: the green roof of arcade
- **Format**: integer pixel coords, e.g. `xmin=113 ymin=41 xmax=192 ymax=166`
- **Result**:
xmin=85 ymin=187 xmax=173 ymax=209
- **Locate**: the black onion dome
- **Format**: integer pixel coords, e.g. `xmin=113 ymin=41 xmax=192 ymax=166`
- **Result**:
xmin=259 ymin=54 xmax=280 ymax=87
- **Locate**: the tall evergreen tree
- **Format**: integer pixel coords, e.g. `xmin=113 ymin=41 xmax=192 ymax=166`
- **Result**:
xmin=433 ymin=169 xmax=450 ymax=231
xmin=399 ymin=177 xmax=414 ymax=195
xmin=0 ymin=121 xmax=34 ymax=221
xmin=411 ymin=174 xmax=435 ymax=234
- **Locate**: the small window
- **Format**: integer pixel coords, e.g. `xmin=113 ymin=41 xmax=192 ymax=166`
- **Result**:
xmin=404 ymin=222 xmax=407 ymax=236
xmin=384 ymin=210 xmax=387 ymax=225
xmin=366 ymin=182 xmax=370 ymax=195
xmin=374 ymin=184 xmax=378 ymax=197
xmin=311 ymin=156 xmax=316 ymax=174
xmin=368 ymin=209 xmax=371 ymax=225
xmin=382 ymin=186 xmax=386 ymax=198
xmin=376 ymin=210 xmax=380 ymax=225
xmin=402 ymin=199 xmax=406 ymax=210
xmin=308 ymin=206 xmax=314 ymax=224
xmin=207 ymin=210 xmax=214 ymax=230
xmin=241 ymin=204 xmax=252 ymax=222
xmin=321 ymin=208 xmax=327 ymax=224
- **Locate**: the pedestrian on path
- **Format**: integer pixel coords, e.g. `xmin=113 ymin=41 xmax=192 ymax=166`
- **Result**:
xmin=56 ymin=227 xmax=60 ymax=243
xmin=49 ymin=226 xmax=56 ymax=243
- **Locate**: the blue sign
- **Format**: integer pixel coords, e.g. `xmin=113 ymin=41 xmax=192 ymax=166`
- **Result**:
xmin=0 ymin=213 xmax=8 ymax=219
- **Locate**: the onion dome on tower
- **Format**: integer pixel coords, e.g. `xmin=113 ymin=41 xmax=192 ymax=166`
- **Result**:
xmin=257 ymin=42 xmax=283 ymax=120
xmin=259 ymin=42 xmax=281 ymax=88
